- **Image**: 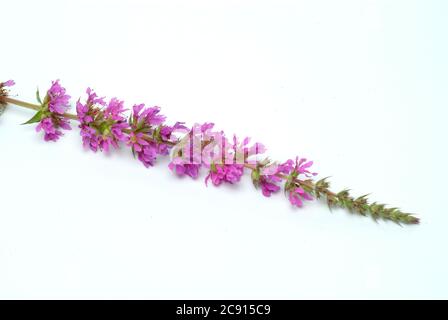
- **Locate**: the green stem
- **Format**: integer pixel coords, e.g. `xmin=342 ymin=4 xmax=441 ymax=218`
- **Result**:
xmin=3 ymin=97 xmax=41 ymax=111
xmin=62 ymin=112 xmax=78 ymax=120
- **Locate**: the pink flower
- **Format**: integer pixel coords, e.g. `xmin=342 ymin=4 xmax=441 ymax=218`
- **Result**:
xmin=168 ymin=157 xmax=200 ymax=179
xmin=288 ymin=187 xmax=313 ymax=207
xmin=138 ymin=144 xmax=158 ymax=168
xmin=160 ymin=122 xmax=187 ymax=144
xmin=143 ymin=106 xmax=166 ymax=126
xmin=127 ymin=103 xmax=179 ymax=167
xmin=127 ymin=131 xmax=149 ymax=152
xmin=253 ymin=156 xmax=316 ymax=206
xmin=200 ymin=122 xmax=215 ymax=134
xmin=167 ymin=122 xmax=217 ymax=178
xmin=295 ymin=157 xmax=317 ymax=177
xmin=33 ymin=80 xmax=72 ymax=142
xmin=283 ymin=157 xmax=317 ymax=207
xmin=47 ymin=80 xmax=71 ymax=114
xmin=76 ymin=87 xmax=106 ymax=124
xmin=36 ymin=116 xmax=71 ymax=142
xmin=76 ymin=88 xmax=129 ymax=152
xmin=205 ymin=163 xmax=244 ymax=186
xmin=277 ymin=159 xmax=295 ymax=174
xmin=233 ymin=136 xmax=266 ymax=164
xmin=129 ymin=104 xmax=166 ymax=129
xmin=261 ymin=180 xmax=281 ymax=197
xmin=2 ymin=80 xmax=15 ymax=87
xmin=255 ymin=160 xmax=294 ymax=197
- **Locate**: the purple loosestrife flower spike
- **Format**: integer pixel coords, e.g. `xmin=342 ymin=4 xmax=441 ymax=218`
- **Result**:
xmin=3 ymin=79 xmax=420 ymax=226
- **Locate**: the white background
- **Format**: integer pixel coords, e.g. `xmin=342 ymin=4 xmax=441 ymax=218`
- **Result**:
xmin=1 ymin=0 xmax=447 ymax=299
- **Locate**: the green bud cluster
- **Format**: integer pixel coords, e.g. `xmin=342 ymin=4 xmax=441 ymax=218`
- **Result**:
xmin=302 ymin=177 xmax=419 ymax=225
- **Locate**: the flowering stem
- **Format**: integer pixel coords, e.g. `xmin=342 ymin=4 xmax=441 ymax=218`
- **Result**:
xmin=5 ymin=97 xmax=419 ymax=225
xmin=243 ymin=163 xmax=419 ymax=225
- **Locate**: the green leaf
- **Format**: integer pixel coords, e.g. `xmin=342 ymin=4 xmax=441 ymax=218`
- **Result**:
xmin=22 ymin=110 xmax=44 ymax=125
xmin=36 ymin=88 xmax=42 ymax=104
